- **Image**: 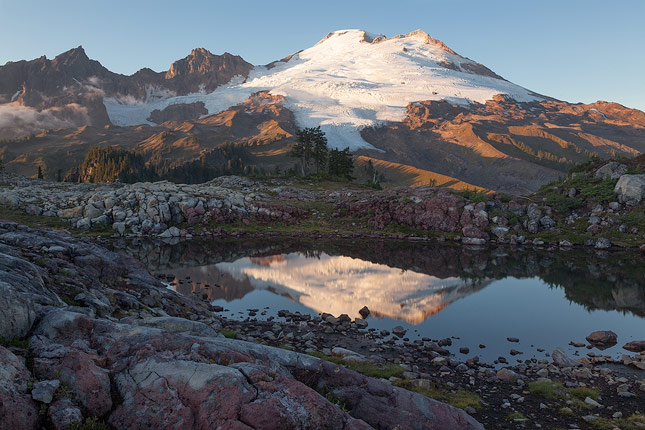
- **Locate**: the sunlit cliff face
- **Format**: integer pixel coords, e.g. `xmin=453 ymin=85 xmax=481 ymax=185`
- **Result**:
xmin=214 ymin=252 xmax=488 ymax=324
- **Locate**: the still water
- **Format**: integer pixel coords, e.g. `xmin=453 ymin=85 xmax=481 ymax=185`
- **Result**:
xmin=114 ymin=237 xmax=645 ymax=364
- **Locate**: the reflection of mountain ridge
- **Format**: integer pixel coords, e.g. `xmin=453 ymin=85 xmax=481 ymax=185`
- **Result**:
xmin=108 ymin=237 xmax=645 ymax=317
xmin=211 ymin=252 xmax=489 ymax=323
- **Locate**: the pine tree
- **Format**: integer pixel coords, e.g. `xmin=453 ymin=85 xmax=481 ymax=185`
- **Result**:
xmin=37 ymin=165 xmax=43 ymax=179
xmin=328 ymin=147 xmax=354 ymax=179
xmin=290 ymin=126 xmax=328 ymax=176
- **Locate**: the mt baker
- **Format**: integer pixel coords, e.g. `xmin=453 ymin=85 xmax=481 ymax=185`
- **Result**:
xmin=1 ymin=29 xmax=643 ymax=193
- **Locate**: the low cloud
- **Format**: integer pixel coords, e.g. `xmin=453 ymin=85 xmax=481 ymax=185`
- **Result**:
xmin=0 ymin=102 xmax=89 ymax=140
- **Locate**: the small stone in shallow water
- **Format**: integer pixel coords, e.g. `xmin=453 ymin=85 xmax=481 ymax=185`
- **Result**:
xmin=358 ymin=306 xmax=370 ymax=319
xmin=392 ymin=326 xmax=407 ymax=337
xmin=507 ymin=337 xmax=519 ymax=343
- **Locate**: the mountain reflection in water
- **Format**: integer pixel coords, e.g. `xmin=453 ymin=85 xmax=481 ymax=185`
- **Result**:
xmin=108 ymin=237 xmax=645 ymax=320
xmin=189 ymin=253 xmax=487 ymax=323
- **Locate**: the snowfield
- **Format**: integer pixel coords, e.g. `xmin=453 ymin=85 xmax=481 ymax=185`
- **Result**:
xmin=104 ymin=29 xmax=540 ymax=150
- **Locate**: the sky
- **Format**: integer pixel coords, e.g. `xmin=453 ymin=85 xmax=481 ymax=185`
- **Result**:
xmin=1 ymin=0 xmax=644 ymax=110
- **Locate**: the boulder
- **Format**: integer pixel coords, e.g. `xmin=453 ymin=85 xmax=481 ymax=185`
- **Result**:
xmin=586 ymin=330 xmax=618 ymax=349
xmin=594 ymin=238 xmax=612 ymax=249
xmin=595 ymin=162 xmax=627 ymax=180
xmin=358 ymin=306 xmax=370 ymax=319
xmin=539 ymin=216 xmax=556 ymax=229
xmin=496 ymin=368 xmax=519 ymax=382
xmin=551 ymin=348 xmax=582 ymax=367
xmin=112 ymin=222 xmax=126 ymax=235
xmin=614 ymin=174 xmax=645 ymax=204
xmin=490 ymin=226 xmax=509 ymax=239
xmin=623 ymin=341 xmax=645 ymax=352
xmin=31 ymin=380 xmax=60 ymax=404
xmin=48 ymin=398 xmax=83 ymax=430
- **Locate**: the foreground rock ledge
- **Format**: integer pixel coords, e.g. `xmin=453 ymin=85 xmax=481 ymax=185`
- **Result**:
xmin=0 ymin=223 xmax=482 ymax=430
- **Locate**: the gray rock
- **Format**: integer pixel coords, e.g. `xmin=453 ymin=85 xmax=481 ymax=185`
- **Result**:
xmin=595 ymin=162 xmax=627 ymax=180
xmin=527 ymin=204 xmax=542 ymax=221
xmin=354 ymin=318 xmax=368 ymax=329
xmin=526 ymin=219 xmax=539 ymax=234
xmin=48 ymin=398 xmax=83 ymax=430
xmin=127 ymin=316 xmax=221 ymax=338
xmin=584 ymin=396 xmax=601 ymax=407
xmin=491 ymin=226 xmax=509 ymax=239
xmin=496 ymin=368 xmax=518 ymax=382
xmin=25 ymin=205 xmax=43 ymax=216
xmin=112 ymin=222 xmax=126 ymax=235
xmin=539 ymin=216 xmax=556 ymax=229
xmin=76 ymin=217 xmax=91 ymax=229
xmin=614 ymin=174 xmax=645 ymax=204
xmin=31 ymin=380 xmax=60 ymax=403
xmin=594 ymin=238 xmax=611 ymax=249
xmin=85 ymin=204 xmax=104 ymax=219
xmin=0 ymin=252 xmax=60 ymax=339
xmin=551 ymin=348 xmax=582 ymax=367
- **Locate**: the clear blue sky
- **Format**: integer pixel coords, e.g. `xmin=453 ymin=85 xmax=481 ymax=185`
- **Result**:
xmin=1 ymin=0 xmax=644 ymax=110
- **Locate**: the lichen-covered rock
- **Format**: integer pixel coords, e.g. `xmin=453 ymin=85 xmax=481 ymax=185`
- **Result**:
xmin=0 ymin=251 xmax=60 ymax=339
xmin=595 ymin=162 xmax=627 ymax=180
xmin=48 ymin=398 xmax=83 ymax=430
xmin=27 ymin=310 xmax=483 ymax=430
xmin=0 ymin=346 xmax=39 ymax=429
xmin=614 ymin=174 xmax=645 ymax=204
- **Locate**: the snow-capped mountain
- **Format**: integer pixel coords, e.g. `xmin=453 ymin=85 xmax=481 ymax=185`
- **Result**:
xmin=1 ymin=29 xmax=644 ymax=193
xmin=103 ymin=29 xmax=541 ymax=150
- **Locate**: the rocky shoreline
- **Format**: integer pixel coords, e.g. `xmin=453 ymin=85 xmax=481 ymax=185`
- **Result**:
xmin=0 ymin=222 xmax=482 ymax=430
xmin=1 ymin=163 xmax=645 ymax=252
xmin=1 ymin=222 xmax=644 ymax=429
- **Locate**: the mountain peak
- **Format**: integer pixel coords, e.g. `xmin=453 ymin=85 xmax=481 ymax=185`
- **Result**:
xmin=52 ymin=45 xmax=90 ymax=66
xmin=166 ymin=48 xmax=218 ymax=79
xmin=189 ymin=47 xmax=213 ymax=57
xmin=314 ymin=29 xmax=457 ymax=55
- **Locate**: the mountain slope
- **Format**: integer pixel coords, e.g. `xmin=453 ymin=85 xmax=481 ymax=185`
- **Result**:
xmin=0 ymin=29 xmax=643 ymax=194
